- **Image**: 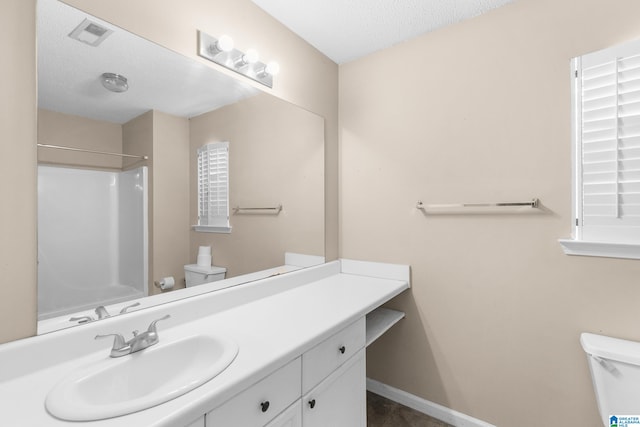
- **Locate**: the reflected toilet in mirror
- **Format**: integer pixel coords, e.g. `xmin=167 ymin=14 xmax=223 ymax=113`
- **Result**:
xmin=184 ymin=246 xmax=227 ymax=287
xmin=184 ymin=265 xmax=227 ymax=287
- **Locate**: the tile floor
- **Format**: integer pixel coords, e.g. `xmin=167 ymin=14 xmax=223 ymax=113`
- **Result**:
xmin=367 ymin=392 xmax=454 ymax=427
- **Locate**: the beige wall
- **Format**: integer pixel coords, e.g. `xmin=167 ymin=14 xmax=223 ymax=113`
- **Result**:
xmin=340 ymin=0 xmax=640 ymax=426
xmin=189 ymin=93 xmax=324 ymax=277
xmin=0 ymin=0 xmax=37 ymax=343
xmin=122 ymin=112 xmax=152 ymax=171
xmin=151 ymin=111 xmax=190 ymax=294
xmin=38 ymin=109 xmax=122 ymax=169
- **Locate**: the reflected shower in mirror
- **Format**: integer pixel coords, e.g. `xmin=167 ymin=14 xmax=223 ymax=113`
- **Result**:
xmin=35 ymin=0 xmax=324 ymax=335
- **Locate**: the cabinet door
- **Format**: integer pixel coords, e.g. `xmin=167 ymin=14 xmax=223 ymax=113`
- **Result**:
xmin=302 ymin=349 xmax=365 ymax=427
xmin=264 ymin=400 xmax=302 ymax=427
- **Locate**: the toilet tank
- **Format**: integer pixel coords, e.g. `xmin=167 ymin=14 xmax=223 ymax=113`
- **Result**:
xmin=581 ymin=333 xmax=640 ymax=426
xmin=184 ymin=264 xmax=226 ymax=287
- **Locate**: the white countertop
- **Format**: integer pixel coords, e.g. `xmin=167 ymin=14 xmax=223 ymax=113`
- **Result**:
xmin=0 ymin=260 xmax=409 ymax=426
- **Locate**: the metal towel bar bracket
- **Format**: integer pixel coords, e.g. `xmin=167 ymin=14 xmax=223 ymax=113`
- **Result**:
xmin=417 ymin=198 xmax=539 ymax=210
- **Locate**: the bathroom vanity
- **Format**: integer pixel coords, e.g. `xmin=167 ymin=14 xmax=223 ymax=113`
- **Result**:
xmin=0 ymin=259 xmax=409 ymax=426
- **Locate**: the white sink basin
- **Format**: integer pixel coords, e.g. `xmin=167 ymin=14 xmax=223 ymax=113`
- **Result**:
xmin=45 ymin=333 xmax=238 ymax=421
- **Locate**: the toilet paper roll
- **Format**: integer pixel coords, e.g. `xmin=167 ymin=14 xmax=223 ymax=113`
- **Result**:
xmin=197 ymin=254 xmax=212 ymax=267
xmin=198 ymin=245 xmax=212 ymax=256
xmin=158 ymin=276 xmax=175 ymax=290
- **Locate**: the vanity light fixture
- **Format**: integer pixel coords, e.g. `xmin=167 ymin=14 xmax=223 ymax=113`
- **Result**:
xmin=100 ymin=73 xmax=129 ymax=93
xmin=197 ymin=30 xmax=279 ymax=88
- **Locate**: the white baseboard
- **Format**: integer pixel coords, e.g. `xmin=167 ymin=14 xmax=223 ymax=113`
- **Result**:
xmin=367 ymin=378 xmax=496 ymax=427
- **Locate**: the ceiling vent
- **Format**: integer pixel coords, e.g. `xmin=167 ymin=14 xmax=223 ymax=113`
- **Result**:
xmin=68 ymin=18 xmax=113 ymax=47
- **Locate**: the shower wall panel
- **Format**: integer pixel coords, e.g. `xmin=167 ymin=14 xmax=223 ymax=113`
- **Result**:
xmin=37 ymin=165 xmax=147 ymax=319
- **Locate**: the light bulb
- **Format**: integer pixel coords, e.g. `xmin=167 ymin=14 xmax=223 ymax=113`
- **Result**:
xmin=265 ymin=61 xmax=280 ymax=76
xmin=215 ymin=34 xmax=234 ymax=53
xmin=244 ymin=49 xmax=259 ymax=64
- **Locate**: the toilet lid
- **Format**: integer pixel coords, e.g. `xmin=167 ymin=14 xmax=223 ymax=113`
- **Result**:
xmin=581 ymin=332 xmax=640 ymax=366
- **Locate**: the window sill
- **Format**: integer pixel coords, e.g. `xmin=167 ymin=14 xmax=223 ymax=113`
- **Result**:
xmin=192 ymin=225 xmax=232 ymax=234
xmin=558 ymin=239 xmax=640 ymax=260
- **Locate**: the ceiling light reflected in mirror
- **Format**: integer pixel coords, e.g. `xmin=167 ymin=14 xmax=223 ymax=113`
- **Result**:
xmin=100 ymin=73 xmax=129 ymax=93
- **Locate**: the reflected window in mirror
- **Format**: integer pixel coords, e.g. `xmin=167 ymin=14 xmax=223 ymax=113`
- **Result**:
xmin=195 ymin=141 xmax=231 ymax=233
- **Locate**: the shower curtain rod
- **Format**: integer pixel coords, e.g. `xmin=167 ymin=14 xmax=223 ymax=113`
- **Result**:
xmin=37 ymin=143 xmax=149 ymax=160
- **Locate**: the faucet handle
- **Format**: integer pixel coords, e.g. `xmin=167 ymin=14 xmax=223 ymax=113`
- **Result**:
xmin=95 ymin=333 xmax=126 ymax=350
xmin=147 ymin=314 xmax=171 ymax=333
xmin=69 ymin=315 xmax=95 ymax=324
xmin=119 ymin=302 xmax=141 ymax=314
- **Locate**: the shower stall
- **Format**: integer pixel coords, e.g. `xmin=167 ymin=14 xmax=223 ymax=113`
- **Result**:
xmin=37 ymin=165 xmax=148 ymax=320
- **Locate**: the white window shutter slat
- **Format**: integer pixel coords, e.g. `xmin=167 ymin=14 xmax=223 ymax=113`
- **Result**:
xmin=197 ymin=141 xmax=229 ymax=228
xmin=577 ymin=38 xmax=640 ymax=243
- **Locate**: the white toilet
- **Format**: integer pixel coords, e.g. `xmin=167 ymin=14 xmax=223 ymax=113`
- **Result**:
xmin=184 ymin=264 xmax=226 ymax=287
xmin=581 ymin=332 xmax=640 ymax=426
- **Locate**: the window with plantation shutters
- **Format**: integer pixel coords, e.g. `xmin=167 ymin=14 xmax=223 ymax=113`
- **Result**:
xmin=194 ymin=141 xmax=231 ymax=233
xmin=561 ymin=38 xmax=640 ymax=258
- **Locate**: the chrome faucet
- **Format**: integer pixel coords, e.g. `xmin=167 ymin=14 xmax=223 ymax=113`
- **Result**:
xmin=95 ymin=315 xmax=171 ymax=358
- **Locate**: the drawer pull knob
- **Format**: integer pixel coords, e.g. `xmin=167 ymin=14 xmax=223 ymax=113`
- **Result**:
xmin=339 ymin=346 xmax=346 ymax=354
xmin=260 ymin=401 xmax=270 ymax=412
xmin=308 ymin=399 xmax=316 ymax=409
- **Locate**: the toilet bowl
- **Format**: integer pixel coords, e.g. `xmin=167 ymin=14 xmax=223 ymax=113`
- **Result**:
xmin=184 ymin=264 xmax=226 ymax=287
xmin=581 ymin=333 xmax=640 ymax=426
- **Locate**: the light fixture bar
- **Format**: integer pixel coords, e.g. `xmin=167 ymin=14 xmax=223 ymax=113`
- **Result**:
xmin=197 ymin=30 xmax=277 ymax=88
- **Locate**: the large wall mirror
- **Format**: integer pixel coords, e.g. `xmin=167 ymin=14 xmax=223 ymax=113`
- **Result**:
xmin=36 ymin=0 xmax=325 ymax=334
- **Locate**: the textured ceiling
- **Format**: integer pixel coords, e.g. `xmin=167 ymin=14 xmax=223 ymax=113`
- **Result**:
xmin=251 ymin=0 xmax=517 ymax=64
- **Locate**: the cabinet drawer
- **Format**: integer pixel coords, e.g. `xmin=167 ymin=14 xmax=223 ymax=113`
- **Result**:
xmin=206 ymin=357 xmax=301 ymax=427
xmin=302 ymin=317 xmax=365 ymax=393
